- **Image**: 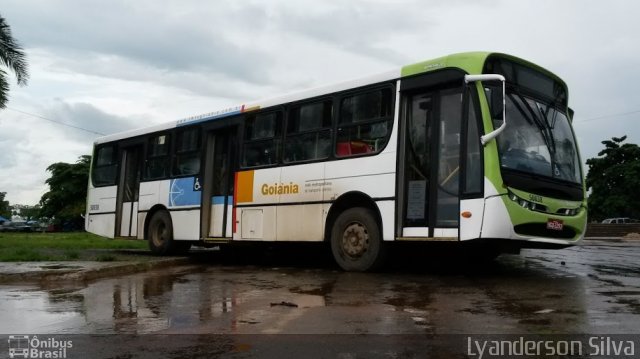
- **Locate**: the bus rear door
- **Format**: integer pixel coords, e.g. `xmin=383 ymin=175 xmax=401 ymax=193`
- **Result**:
xmin=115 ymin=145 xmax=143 ymax=238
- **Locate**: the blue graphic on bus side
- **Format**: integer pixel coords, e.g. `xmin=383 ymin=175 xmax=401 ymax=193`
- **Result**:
xmin=169 ymin=178 xmax=201 ymax=207
xmin=212 ymin=196 xmax=233 ymax=205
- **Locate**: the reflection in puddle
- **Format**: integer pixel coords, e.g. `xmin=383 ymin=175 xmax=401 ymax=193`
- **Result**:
xmin=3 ymin=266 xmax=332 ymax=334
xmin=3 ymin=244 xmax=640 ymax=335
xmin=0 ymin=287 xmax=84 ymax=333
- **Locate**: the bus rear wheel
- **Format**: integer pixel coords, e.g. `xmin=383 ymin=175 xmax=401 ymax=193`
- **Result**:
xmin=147 ymin=210 xmax=190 ymax=255
xmin=330 ymin=207 xmax=386 ymax=272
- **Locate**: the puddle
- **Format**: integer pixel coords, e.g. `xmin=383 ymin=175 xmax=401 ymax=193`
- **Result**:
xmin=39 ymin=265 xmax=82 ymax=270
xmin=1 ymin=241 xmax=640 ymax=335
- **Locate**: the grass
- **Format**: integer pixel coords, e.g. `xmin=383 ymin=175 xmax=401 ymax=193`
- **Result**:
xmin=95 ymin=254 xmax=117 ymax=262
xmin=0 ymin=232 xmax=148 ymax=262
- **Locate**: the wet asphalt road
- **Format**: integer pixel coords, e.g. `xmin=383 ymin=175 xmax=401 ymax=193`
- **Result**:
xmin=1 ymin=240 xmax=640 ymax=358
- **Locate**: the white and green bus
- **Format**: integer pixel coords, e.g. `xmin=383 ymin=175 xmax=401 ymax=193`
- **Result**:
xmin=85 ymin=52 xmax=586 ymax=271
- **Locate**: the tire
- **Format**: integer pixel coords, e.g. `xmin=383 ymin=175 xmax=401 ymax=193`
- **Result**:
xmin=147 ymin=210 xmax=190 ymax=255
xmin=330 ymin=207 xmax=386 ymax=272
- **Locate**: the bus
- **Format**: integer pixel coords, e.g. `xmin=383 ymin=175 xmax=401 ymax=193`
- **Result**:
xmin=85 ymin=52 xmax=587 ymax=271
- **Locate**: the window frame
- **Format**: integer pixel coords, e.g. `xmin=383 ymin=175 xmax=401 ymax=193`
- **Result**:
xmin=334 ymin=85 xmax=395 ymax=159
xmin=240 ymin=109 xmax=284 ymax=169
xmin=460 ymin=84 xmax=485 ymax=198
xmin=143 ymin=131 xmax=172 ymax=181
xmin=172 ymin=126 xmax=202 ymax=178
xmin=91 ymin=143 xmax=119 ymax=187
xmin=283 ymin=98 xmax=334 ymax=164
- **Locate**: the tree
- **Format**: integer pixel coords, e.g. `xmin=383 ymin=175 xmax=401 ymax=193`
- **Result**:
xmin=39 ymin=155 xmax=91 ymax=229
xmin=0 ymin=13 xmax=29 ymax=109
xmin=586 ymin=136 xmax=640 ymax=221
xmin=0 ymin=192 xmax=10 ymax=219
xmin=11 ymin=204 xmax=41 ymax=221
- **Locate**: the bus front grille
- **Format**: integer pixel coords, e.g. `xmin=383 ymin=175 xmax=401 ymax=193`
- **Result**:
xmin=513 ymin=223 xmax=576 ymax=239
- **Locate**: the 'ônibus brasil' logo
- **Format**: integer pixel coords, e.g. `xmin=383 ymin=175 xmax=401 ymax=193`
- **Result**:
xmin=261 ymin=182 xmax=299 ymax=196
xmin=7 ymin=335 xmax=73 ymax=358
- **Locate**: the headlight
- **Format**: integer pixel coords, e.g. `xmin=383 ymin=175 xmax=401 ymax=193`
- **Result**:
xmin=507 ymin=190 xmax=548 ymax=213
xmin=507 ymin=189 xmax=580 ymax=216
xmin=560 ymin=207 xmax=580 ymax=216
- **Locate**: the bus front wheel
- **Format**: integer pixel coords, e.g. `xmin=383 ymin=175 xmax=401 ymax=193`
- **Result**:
xmin=147 ymin=210 xmax=190 ymax=255
xmin=330 ymin=207 xmax=386 ymax=272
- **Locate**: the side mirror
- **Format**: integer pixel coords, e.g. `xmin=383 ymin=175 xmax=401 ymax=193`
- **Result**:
xmin=465 ymin=74 xmax=506 ymax=146
xmin=490 ymin=87 xmax=503 ymax=119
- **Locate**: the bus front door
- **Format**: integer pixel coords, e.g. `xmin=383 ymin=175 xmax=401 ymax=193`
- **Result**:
xmin=115 ymin=146 xmax=142 ymax=238
xmin=201 ymin=130 xmax=235 ymax=239
xmin=399 ymin=89 xmax=462 ymax=239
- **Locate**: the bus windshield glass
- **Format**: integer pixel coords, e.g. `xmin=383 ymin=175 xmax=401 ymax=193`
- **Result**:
xmin=491 ymin=88 xmax=581 ymax=184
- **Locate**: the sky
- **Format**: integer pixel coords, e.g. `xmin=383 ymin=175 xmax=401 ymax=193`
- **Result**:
xmin=1 ymin=0 xmax=639 ymax=206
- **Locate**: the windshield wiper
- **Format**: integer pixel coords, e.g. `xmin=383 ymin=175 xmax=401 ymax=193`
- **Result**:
xmin=507 ymin=90 xmax=554 ymax=153
xmin=528 ymin=99 xmax=557 ymax=156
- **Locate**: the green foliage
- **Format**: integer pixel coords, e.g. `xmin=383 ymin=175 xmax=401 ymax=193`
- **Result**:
xmin=0 ymin=232 xmax=147 ymax=261
xmin=0 ymin=13 xmax=29 ymax=109
xmin=39 ymin=155 xmax=91 ymax=228
xmin=0 ymin=232 xmax=147 ymax=249
xmin=64 ymin=250 xmax=80 ymax=260
xmin=12 ymin=204 xmax=41 ymax=221
xmin=0 ymin=248 xmax=50 ymax=262
xmin=586 ymin=136 xmax=640 ymax=221
xmin=0 ymin=192 xmax=10 ymax=219
xmin=95 ymin=254 xmax=116 ymax=262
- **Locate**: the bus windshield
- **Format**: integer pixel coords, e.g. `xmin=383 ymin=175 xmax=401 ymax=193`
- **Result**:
xmin=492 ymin=88 xmax=581 ymax=184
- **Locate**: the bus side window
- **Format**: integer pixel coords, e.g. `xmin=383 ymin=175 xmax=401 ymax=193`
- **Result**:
xmin=242 ymin=112 xmax=282 ymax=167
xmin=92 ymin=144 xmax=118 ymax=186
xmin=173 ymin=127 xmax=201 ymax=176
xmin=336 ymin=88 xmax=392 ymax=157
xmin=284 ymin=100 xmax=332 ymax=163
xmin=144 ymin=133 xmax=171 ymax=180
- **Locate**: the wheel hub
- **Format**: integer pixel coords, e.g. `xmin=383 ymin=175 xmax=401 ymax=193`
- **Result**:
xmin=152 ymin=223 xmax=167 ymax=247
xmin=342 ymin=222 xmax=369 ymax=257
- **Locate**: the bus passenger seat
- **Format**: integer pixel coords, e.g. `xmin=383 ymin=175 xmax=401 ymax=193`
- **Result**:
xmin=350 ymin=141 xmax=372 ymax=154
xmin=336 ymin=142 xmax=351 ymax=156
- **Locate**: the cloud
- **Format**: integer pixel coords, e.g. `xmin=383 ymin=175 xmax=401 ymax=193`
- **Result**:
xmin=0 ymin=130 xmax=24 ymax=169
xmin=1 ymin=0 xmax=640 ymax=207
xmin=2 ymin=0 xmax=274 ymax=84
xmin=0 ymin=100 xmax=139 ymax=204
xmin=43 ymin=99 xmax=138 ymax=137
xmin=273 ymin=2 xmax=417 ymax=64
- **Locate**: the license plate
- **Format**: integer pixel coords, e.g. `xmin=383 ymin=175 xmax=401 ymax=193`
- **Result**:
xmin=547 ymin=219 xmax=564 ymax=231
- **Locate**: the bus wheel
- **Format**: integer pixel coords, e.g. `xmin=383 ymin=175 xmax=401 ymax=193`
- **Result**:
xmin=147 ymin=210 xmax=180 ymax=255
xmin=330 ymin=207 xmax=386 ymax=272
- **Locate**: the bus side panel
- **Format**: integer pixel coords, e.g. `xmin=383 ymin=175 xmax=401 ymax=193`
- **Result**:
xmin=277 ymin=204 xmax=324 ymax=241
xmin=459 ymin=198 xmax=485 ymax=241
xmin=139 ymin=181 xmax=163 ymax=211
xmin=236 ymin=207 xmax=277 ymax=241
xmin=171 ymin=209 xmax=200 ymax=241
xmin=376 ymin=200 xmax=395 ymax=241
xmin=87 ymin=213 xmax=116 ymax=238
xmin=138 ymin=180 xmax=170 ymax=240
xmin=86 ymin=185 xmax=118 ymax=238
xmin=479 ymin=178 xmax=511 ymax=239
xmin=277 ymin=162 xmax=325 ymax=241
xmin=481 ymin=196 xmax=512 ymax=239
xmin=137 ymin=212 xmax=146 ymax=240
xmin=235 ymin=168 xmax=281 ymax=241
xmin=323 ymin=152 xmax=397 ymax=201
